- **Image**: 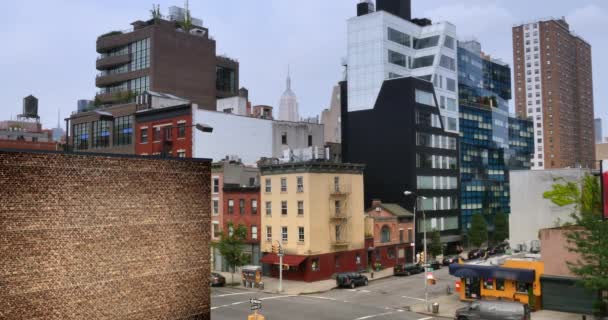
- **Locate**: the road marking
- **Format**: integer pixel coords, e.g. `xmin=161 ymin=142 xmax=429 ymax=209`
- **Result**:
xmin=418 ymin=317 xmax=433 ymax=320
xmin=211 ymin=295 xmax=296 ymax=310
xmin=401 ymin=295 xmax=426 ymax=302
xmin=211 ymin=292 xmax=251 ymax=298
xmin=354 ymin=311 xmax=396 ymax=319
xmin=304 ymin=296 xmax=338 ymax=301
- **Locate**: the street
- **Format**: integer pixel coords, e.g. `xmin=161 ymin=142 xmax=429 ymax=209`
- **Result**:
xmin=211 ymin=268 xmax=455 ymax=320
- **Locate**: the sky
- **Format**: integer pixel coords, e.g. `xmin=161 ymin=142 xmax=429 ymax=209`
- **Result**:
xmin=0 ymin=0 xmax=606 ymax=135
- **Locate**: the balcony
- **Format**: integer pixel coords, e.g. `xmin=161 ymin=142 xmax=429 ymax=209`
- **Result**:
xmin=330 ymin=209 xmax=348 ymax=221
xmin=329 ymin=184 xmax=351 ymax=196
xmin=96 ymin=54 xmax=131 ymax=71
xmin=96 ymin=69 xmax=148 ymax=87
xmin=96 ymin=29 xmax=133 ymax=53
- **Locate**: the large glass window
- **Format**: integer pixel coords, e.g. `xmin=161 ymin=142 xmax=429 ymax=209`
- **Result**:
xmin=413 ymin=55 xmax=435 ymax=68
xmin=92 ymin=120 xmax=111 ymax=148
xmin=446 ymin=97 xmax=457 ymax=111
xmin=129 ymin=76 xmax=150 ymax=94
xmin=413 ymin=35 xmax=440 ymax=49
xmin=130 ymin=38 xmax=150 ymax=71
xmin=388 ymin=27 xmax=410 ymax=47
xmin=216 ymin=66 xmax=237 ymax=94
xmin=113 ymin=116 xmax=133 ymax=146
xmin=415 ymin=90 xmax=435 ymax=106
xmin=381 ymin=226 xmax=391 ymax=243
xmin=444 ymin=35 xmax=455 ymax=49
xmin=447 ymin=117 xmax=458 ymax=131
xmin=388 ymin=50 xmax=407 ymax=68
xmin=446 ymin=78 xmax=456 ymax=92
xmin=417 ymin=176 xmax=434 ymax=189
xmin=440 ymin=55 xmax=456 ymax=71
xmin=73 ymin=123 xmax=90 ymax=150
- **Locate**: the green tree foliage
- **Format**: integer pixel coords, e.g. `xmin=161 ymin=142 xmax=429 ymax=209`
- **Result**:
xmin=214 ymin=222 xmax=249 ymax=285
xmin=428 ymin=229 xmax=442 ymax=257
xmin=468 ymin=214 xmax=488 ymax=248
xmin=493 ymin=212 xmax=509 ymax=244
xmin=543 ymin=174 xmax=608 ymax=315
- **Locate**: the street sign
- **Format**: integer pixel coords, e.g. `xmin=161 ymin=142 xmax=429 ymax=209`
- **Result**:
xmin=250 ymin=298 xmax=262 ymax=311
xmin=250 ymin=304 xmax=261 ymax=311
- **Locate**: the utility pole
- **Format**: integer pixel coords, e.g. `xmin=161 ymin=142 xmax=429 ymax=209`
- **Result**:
xmin=423 ymin=206 xmax=428 ymax=311
xmin=278 ymin=243 xmax=283 ymax=293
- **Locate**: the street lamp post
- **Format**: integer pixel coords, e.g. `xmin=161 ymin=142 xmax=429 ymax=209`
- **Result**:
xmin=404 ymin=190 xmax=429 ymax=311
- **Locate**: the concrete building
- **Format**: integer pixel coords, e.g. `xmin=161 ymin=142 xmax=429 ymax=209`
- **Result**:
xmin=513 ymin=18 xmax=595 ymax=169
xmin=365 ymin=200 xmax=414 ymax=268
xmin=278 ymin=68 xmax=300 ymax=122
xmin=94 ymin=5 xmax=238 ymax=109
xmin=193 ymin=109 xmax=324 ymax=165
xmin=347 ymin=0 xmax=459 ymax=134
xmin=320 ymin=85 xmax=342 ymax=143
xmin=509 ymin=168 xmax=590 ymax=251
xmin=0 ymin=97 xmax=60 ymax=151
xmin=259 ymin=162 xmax=366 ymax=282
xmin=595 ymin=118 xmax=602 ymax=144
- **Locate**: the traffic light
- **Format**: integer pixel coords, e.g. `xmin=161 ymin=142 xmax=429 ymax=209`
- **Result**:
xmin=271 ymin=242 xmax=280 ymax=254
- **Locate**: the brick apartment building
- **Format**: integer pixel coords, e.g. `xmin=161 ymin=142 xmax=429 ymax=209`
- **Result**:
xmin=0 ymin=150 xmax=211 ymax=319
xmin=365 ymin=200 xmax=414 ymax=269
xmin=135 ymin=103 xmax=193 ymax=157
xmin=513 ymin=18 xmax=594 ymax=169
xmin=222 ymin=184 xmax=262 ymax=267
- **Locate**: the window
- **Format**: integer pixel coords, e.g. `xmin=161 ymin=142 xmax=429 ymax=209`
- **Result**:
xmin=92 ymin=120 xmax=111 ymax=148
xmin=177 ymin=150 xmax=186 ymax=158
xmin=446 ymin=78 xmax=456 ymax=92
xmin=381 ymin=225 xmax=391 ymax=243
xmin=439 ymin=55 xmax=456 ymax=71
xmin=298 ymin=227 xmax=305 ymax=242
xmin=239 ymin=199 xmax=245 ymax=214
xmin=265 ymin=178 xmax=271 ymax=193
xmin=297 ymin=201 xmax=304 ymax=216
xmin=334 ymin=176 xmax=340 ymax=192
xmin=388 ymin=50 xmax=407 ymax=68
xmin=228 ymin=225 xmax=234 ymax=237
xmin=251 ymin=199 xmax=258 ymax=215
xmin=496 ymin=279 xmax=505 ymax=291
xmin=113 ymin=116 xmax=133 ymax=146
xmin=212 ymin=222 xmax=220 ymax=239
xmin=356 ymin=253 xmax=361 ymax=265
xmin=212 ymin=200 xmax=219 ymax=215
xmin=130 ymin=38 xmax=150 ymax=71
xmin=139 ymin=127 xmax=148 ymax=144
xmin=72 ymin=123 xmax=90 ymax=150
xmin=280 ymin=177 xmax=287 ymax=192
xmin=412 ymin=55 xmax=435 ymax=68
xmin=281 ymin=226 xmax=288 ymax=242
xmin=447 ymin=117 xmax=457 ymax=131
xmin=311 ymin=258 xmax=320 ymax=271
xmin=281 ymin=133 xmax=287 ymax=145
xmin=407 ymin=229 xmax=413 ymax=243
xmin=297 ymin=176 xmax=304 ymax=192
xmin=387 ymin=247 xmax=395 ymax=259
xmin=335 ymin=200 xmax=342 ymax=215
xmin=163 ymin=126 xmax=172 ymax=141
xmin=212 ymin=177 xmax=219 ymax=194
xmin=516 ymin=282 xmax=529 ymax=293
xmin=443 ymin=35 xmax=455 ymax=49
xmin=483 ymin=278 xmax=494 ymax=290
xmin=153 ymin=127 xmax=161 ymax=141
xmin=265 ymin=201 xmax=272 ymax=215
xmin=228 ymin=200 xmax=234 ymax=214
xmin=266 ymin=226 xmax=272 ymax=241
xmin=281 ymin=201 xmax=288 ymax=215
xmin=307 ymin=135 xmax=313 ymax=147
xmin=177 ymin=122 xmax=186 ymax=138
xmin=413 ymin=35 xmax=440 ymax=49
xmin=446 ymin=97 xmax=457 ymax=111
xmin=388 ymin=27 xmax=410 ymax=47
xmin=251 ymin=225 xmax=258 ymax=240
xmin=399 ymin=229 xmax=404 ymax=243
xmin=415 ymin=90 xmax=435 ymax=106
xmin=417 ymin=176 xmax=434 ymax=189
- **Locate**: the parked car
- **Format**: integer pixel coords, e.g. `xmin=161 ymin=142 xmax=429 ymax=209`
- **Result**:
xmin=336 ymin=272 xmax=368 ymax=289
xmin=455 ymin=300 xmax=530 ymax=320
xmin=210 ymin=273 xmax=226 ymax=287
xmin=425 ymin=260 xmax=441 ymax=270
xmin=442 ymin=255 xmax=459 ymax=266
xmin=394 ymin=263 xmax=423 ymax=276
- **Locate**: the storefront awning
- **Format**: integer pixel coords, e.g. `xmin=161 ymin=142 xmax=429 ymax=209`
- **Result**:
xmin=259 ymin=253 xmax=307 ymax=267
xmin=449 ymin=264 xmax=535 ymax=283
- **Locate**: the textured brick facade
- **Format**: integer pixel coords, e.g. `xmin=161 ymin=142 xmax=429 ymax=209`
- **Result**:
xmin=0 ymin=150 xmax=211 ymax=320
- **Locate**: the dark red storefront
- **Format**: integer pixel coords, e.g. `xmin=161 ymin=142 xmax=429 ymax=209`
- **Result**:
xmin=365 ymin=237 xmax=413 ymax=269
xmin=260 ymin=248 xmax=367 ymax=282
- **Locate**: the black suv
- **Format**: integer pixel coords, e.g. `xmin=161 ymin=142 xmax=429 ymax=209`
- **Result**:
xmin=394 ymin=263 xmax=423 ymax=276
xmin=336 ymin=272 xmax=368 ymax=289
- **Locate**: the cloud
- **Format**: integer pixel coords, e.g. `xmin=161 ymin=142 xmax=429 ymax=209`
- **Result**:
xmin=567 ymin=4 xmax=608 ymax=36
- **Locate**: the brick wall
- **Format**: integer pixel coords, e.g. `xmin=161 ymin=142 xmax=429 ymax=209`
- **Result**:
xmin=0 ymin=150 xmax=211 ymax=320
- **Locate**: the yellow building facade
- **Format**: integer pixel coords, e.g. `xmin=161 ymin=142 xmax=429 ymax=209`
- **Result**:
xmin=259 ymin=162 xmax=366 ymax=282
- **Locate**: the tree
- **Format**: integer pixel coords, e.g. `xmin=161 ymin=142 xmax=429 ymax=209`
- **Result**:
xmin=214 ymin=222 xmax=249 ymax=285
xmin=543 ymin=174 xmax=608 ymax=315
xmin=428 ymin=229 xmax=442 ymax=258
xmin=468 ymin=214 xmax=488 ymax=248
xmin=493 ymin=212 xmax=509 ymax=244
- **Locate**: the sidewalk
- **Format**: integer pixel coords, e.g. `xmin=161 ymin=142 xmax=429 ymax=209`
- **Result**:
xmin=215 ymin=267 xmax=395 ymax=295
xmin=410 ymin=292 xmax=587 ymax=320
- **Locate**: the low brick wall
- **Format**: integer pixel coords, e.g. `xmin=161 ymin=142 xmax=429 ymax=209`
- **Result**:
xmin=0 ymin=150 xmax=211 ymax=320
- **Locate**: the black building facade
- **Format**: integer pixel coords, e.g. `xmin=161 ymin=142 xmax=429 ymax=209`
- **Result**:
xmin=342 ymin=77 xmax=461 ymax=249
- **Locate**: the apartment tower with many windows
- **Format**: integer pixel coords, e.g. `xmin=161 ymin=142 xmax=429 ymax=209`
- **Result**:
xmin=512 ymin=18 xmax=594 ymax=169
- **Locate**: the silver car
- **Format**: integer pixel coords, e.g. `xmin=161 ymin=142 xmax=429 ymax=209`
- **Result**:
xmin=455 ymin=300 xmax=530 ymax=320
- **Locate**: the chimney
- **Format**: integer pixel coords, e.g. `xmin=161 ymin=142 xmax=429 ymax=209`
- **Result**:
xmin=357 ymin=0 xmax=375 ymax=16
xmin=376 ymin=0 xmax=411 ymax=21
xmin=371 ymin=199 xmax=382 ymax=209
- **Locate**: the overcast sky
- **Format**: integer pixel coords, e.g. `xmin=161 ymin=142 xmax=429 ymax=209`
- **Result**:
xmin=0 ymin=0 xmax=605 ymax=135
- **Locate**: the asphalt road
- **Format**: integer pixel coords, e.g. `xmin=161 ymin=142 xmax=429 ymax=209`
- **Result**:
xmin=211 ymin=268 xmax=456 ymax=320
